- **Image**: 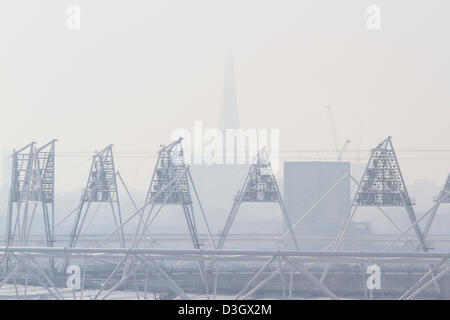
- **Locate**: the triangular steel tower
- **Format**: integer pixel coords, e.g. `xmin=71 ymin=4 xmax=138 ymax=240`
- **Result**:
xmin=320 ymin=137 xmax=441 ymax=289
xmin=217 ymin=149 xmax=299 ymax=249
xmin=133 ymin=137 xmax=213 ymax=297
xmin=68 ymin=145 xmax=125 ymax=248
xmin=320 ymin=137 xmax=445 ymax=286
xmin=321 ymin=136 xmax=446 ymax=297
xmin=133 ymin=138 xmax=213 ymax=250
xmin=146 ymin=139 xmax=192 ymax=206
xmin=331 ymin=136 xmax=427 ymax=252
xmin=6 ymin=140 xmax=57 ymax=248
xmin=437 ymin=174 xmax=450 ymax=203
xmin=4 ymin=140 xmax=57 ymax=273
xmin=423 ymin=173 xmax=450 ymax=238
xmin=355 ymin=137 xmax=411 ymax=207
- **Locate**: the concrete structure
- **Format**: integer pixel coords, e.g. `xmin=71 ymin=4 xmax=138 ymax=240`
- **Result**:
xmin=284 ymin=161 xmax=351 ymax=234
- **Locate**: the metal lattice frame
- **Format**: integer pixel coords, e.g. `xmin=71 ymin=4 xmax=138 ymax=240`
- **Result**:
xmin=320 ymin=136 xmax=446 ymax=297
xmin=68 ymin=145 xmax=125 ymax=248
xmin=423 ymin=173 xmax=450 ymax=238
xmin=2 ymin=247 xmax=450 ymax=300
xmin=134 ymin=138 xmax=213 ymax=250
xmin=355 ymin=138 xmax=412 ymax=207
xmin=146 ymin=139 xmax=192 ymax=205
xmin=438 ymin=174 xmax=450 ymax=203
xmin=131 ymin=138 xmax=214 ymax=298
xmin=6 ymin=140 xmax=57 ymax=249
xmin=326 ymin=137 xmax=426 ymax=254
xmin=217 ymin=149 xmax=298 ymax=250
xmin=2 ymin=139 xmax=450 ymax=300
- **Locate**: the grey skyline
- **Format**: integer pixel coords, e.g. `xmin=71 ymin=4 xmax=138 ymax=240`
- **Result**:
xmin=1 ymin=0 xmax=449 ymax=193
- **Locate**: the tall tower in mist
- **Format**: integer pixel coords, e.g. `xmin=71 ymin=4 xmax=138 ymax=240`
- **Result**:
xmin=218 ymin=54 xmax=239 ymax=131
xmin=190 ymin=55 xmax=259 ymax=233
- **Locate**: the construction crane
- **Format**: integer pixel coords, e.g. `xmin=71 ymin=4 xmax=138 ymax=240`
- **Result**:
xmin=325 ymin=105 xmax=350 ymax=161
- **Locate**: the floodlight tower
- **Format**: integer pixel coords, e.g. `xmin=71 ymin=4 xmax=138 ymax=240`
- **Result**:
xmin=5 ymin=140 xmax=57 ymax=248
xmin=217 ymin=148 xmax=299 ymax=250
xmin=133 ymin=138 xmax=213 ymax=249
xmin=131 ymin=137 xmax=213 ymax=297
xmin=328 ymin=136 xmax=427 ymax=252
xmin=68 ymin=145 xmax=126 ymax=248
xmin=321 ymin=137 xmax=447 ymax=298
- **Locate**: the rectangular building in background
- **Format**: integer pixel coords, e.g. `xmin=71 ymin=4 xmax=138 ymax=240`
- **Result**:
xmin=284 ymin=161 xmax=351 ymax=234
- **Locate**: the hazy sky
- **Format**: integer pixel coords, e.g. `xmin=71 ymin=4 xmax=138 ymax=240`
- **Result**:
xmin=1 ymin=0 xmax=450 ymax=192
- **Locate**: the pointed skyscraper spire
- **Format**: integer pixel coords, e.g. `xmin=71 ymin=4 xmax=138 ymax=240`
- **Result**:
xmin=218 ymin=54 xmax=239 ymax=132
